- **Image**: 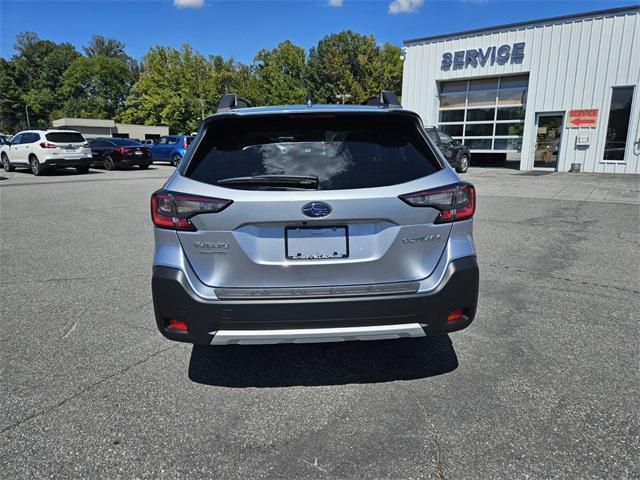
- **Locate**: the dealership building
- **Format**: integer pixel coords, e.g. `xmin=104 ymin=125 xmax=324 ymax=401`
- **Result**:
xmin=51 ymin=118 xmax=168 ymax=141
xmin=401 ymin=6 xmax=640 ymax=174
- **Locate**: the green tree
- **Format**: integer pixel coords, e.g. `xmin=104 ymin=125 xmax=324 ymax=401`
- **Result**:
xmin=83 ymin=34 xmax=140 ymax=83
xmin=211 ymin=55 xmax=252 ymax=105
xmin=120 ymin=45 xmax=216 ymax=133
xmin=246 ymin=40 xmax=307 ymax=106
xmin=374 ymin=43 xmax=403 ymax=96
xmin=307 ymin=31 xmax=403 ymax=104
xmin=83 ymin=35 xmax=128 ymax=60
xmin=56 ymin=56 xmax=136 ymax=119
xmin=0 ymin=58 xmax=25 ymax=131
xmin=10 ymin=32 xmax=80 ymax=128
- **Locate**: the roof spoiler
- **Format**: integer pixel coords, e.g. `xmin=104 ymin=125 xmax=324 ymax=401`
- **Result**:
xmin=361 ymin=91 xmax=402 ymax=108
xmin=217 ymin=93 xmax=253 ymax=111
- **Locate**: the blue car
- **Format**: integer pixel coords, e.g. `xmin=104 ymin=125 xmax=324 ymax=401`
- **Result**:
xmin=150 ymin=135 xmax=195 ymax=166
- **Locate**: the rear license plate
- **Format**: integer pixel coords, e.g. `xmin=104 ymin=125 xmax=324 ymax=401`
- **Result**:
xmin=135 ymin=150 xmax=142 ymax=155
xmin=65 ymin=147 xmax=76 ymax=151
xmin=286 ymin=226 xmax=348 ymax=260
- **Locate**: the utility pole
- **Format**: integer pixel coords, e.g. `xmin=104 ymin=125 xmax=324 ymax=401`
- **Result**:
xmin=25 ymin=105 xmax=30 ymax=129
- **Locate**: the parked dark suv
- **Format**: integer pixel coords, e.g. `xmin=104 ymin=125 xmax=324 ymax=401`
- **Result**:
xmin=89 ymin=138 xmax=152 ymax=170
xmin=424 ymin=127 xmax=471 ymax=173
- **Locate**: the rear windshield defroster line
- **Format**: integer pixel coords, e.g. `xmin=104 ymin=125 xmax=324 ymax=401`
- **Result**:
xmin=185 ymin=113 xmax=441 ymax=191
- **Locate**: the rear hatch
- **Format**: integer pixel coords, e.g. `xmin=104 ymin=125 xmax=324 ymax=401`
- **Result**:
xmin=112 ymin=139 xmax=151 ymax=159
xmin=170 ymin=110 xmax=456 ymax=289
xmin=45 ymin=132 xmax=87 ymax=158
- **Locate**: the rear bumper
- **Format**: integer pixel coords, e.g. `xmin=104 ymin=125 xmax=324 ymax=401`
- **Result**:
xmin=117 ymin=156 xmax=152 ymax=166
xmin=44 ymin=157 xmax=92 ymax=168
xmin=152 ymin=256 xmax=479 ymax=345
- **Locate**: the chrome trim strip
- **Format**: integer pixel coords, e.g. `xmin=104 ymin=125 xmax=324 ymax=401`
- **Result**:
xmin=215 ymin=281 xmax=420 ymax=299
xmin=210 ymin=323 xmax=426 ymax=345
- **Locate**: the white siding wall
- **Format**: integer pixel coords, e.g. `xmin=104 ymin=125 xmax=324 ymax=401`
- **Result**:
xmin=402 ymin=10 xmax=640 ymax=173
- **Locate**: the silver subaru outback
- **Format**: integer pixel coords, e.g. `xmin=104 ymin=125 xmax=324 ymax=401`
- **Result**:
xmin=151 ymin=93 xmax=478 ymax=345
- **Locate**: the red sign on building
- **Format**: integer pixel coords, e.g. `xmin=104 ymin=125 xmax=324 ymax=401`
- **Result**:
xmin=567 ymin=109 xmax=598 ymax=128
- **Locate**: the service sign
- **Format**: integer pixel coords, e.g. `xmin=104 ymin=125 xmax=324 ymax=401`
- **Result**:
xmin=567 ymin=109 xmax=598 ymax=128
xmin=441 ymin=43 xmax=525 ymax=70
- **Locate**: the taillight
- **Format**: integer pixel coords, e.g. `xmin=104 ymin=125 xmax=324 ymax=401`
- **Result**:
xmin=167 ymin=319 xmax=188 ymax=332
xmin=399 ymin=182 xmax=475 ymax=223
xmin=82 ymin=143 xmax=90 ymax=148
xmin=151 ymin=190 xmax=232 ymax=231
xmin=116 ymin=147 xmax=127 ymax=154
xmin=182 ymin=138 xmax=188 ymax=149
xmin=39 ymin=142 xmax=56 ymax=148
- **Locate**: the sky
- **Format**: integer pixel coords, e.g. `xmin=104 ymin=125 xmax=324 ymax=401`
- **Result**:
xmin=1 ymin=0 xmax=637 ymax=63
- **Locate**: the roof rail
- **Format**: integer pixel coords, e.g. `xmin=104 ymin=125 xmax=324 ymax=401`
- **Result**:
xmin=361 ymin=91 xmax=402 ymax=108
xmin=217 ymin=93 xmax=253 ymax=111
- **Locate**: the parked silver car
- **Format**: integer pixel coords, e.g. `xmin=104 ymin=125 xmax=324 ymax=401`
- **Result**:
xmin=151 ymin=93 xmax=479 ymax=345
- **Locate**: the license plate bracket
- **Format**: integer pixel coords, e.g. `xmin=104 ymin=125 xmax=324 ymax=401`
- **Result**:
xmin=285 ymin=226 xmax=349 ymax=260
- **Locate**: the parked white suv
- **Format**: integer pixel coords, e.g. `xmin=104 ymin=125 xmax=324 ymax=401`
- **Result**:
xmin=1 ymin=130 xmax=92 ymax=175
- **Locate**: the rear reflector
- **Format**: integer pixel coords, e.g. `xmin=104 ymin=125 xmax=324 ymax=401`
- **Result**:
xmin=151 ymin=190 xmax=232 ymax=231
xmin=167 ymin=319 xmax=188 ymax=332
xmin=447 ymin=309 xmax=465 ymax=322
xmin=399 ymin=182 xmax=476 ymax=223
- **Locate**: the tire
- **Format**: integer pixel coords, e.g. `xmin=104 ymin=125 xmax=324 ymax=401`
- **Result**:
xmin=139 ymin=161 xmax=151 ymax=169
xmin=2 ymin=154 xmax=14 ymax=172
xmin=30 ymin=156 xmax=44 ymax=176
xmin=76 ymin=166 xmax=89 ymax=174
xmin=171 ymin=154 xmax=182 ymax=167
xmin=456 ymin=155 xmax=469 ymax=174
xmin=103 ymin=156 xmax=116 ymax=171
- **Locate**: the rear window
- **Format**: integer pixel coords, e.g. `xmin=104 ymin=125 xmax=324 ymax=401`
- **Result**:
xmin=46 ymin=132 xmax=85 ymax=143
xmin=185 ymin=114 xmax=440 ymax=191
xmin=110 ymin=138 xmax=140 ymax=146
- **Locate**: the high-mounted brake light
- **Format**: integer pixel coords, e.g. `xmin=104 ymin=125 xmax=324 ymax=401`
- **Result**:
xmin=39 ymin=142 xmax=57 ymax=149
xmin=151 ymin=190 xmax=232 ymax=231
xmin=399 ymin=182 xmax=475 ymax=223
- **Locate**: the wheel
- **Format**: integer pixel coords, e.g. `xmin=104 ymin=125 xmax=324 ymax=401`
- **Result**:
xmin=76 ymin=166 xmax=89 ymax=174
xmin=30 ymin=156 xmax=44 ymax=176
xmin=138 ymin=161 xmax=151 ymax=169
xmin=456 ymin=155 xmax=469 ymax=173
xmin=2 ymin=154 xmax=14 ymax=172
xmin=171 ymin=154 xmax=182 ymax=167
xmin=103 ymin=156 xmax=115 ymax=171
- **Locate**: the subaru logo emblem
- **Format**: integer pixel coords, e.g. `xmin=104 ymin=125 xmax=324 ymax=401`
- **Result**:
xmin=302 ymin=202 xmax=332 ymax=218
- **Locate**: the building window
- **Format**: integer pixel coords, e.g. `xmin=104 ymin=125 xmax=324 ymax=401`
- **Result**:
xmin=603 ymin=86 xmax=635 ymax=161
xmin=438 ymin=74 xmax=528 ymax=156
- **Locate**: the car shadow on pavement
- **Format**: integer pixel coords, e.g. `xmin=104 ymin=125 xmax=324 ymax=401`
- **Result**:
xmin=188 ymin=335 xmax=458 ymax=388
xmin=12 ymin=168 xmax=104 ymax=176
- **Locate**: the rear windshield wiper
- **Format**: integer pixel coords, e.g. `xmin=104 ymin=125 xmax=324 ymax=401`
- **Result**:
xmin=217 ymin=175 xmax=319 ymax=190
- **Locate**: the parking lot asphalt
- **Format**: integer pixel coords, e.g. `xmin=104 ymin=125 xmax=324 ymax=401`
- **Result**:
xmin=1 ymin=165 xmax=638 ymax=479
